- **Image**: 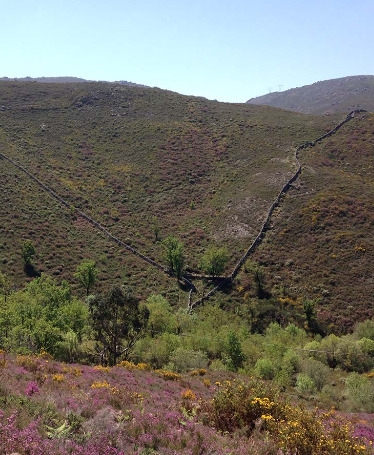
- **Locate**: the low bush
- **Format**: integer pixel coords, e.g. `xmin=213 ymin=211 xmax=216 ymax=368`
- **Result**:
xmin=201 ymin=380 xmax=372 ymax=454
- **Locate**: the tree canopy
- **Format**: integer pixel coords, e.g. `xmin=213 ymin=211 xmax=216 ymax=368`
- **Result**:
xmin=74 ymin=259 xmax=98 ymax=295
xmin=89 ymin=286 xmax=149 ymax=366
xmin=163 ymin=236 xmax=185 ymax=279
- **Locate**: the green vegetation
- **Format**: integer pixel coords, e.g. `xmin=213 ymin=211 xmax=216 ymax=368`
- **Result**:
xmin=0 ymin=271 xmax=373 ymax=453
xmin=21 ymin=240 xmax=35 ymax=265
xmin=88 ymin=286 xmax=149 ymax=366
xmin=163 ymin=235 xmax=185 ymax=278
xmin=199 ymin=245 xmax=229 ymax=276
xmin=0 ymin=272 xmax=373 ymax=409
xmin=74 ymin=259 xmax=97 ymax=295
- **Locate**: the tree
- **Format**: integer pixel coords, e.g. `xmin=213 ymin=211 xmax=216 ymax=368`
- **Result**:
xmin=89 ymin=286 xmax=149 ymax=366
xmin=1 ymin=274 xmax=89 ymax=358
xmin=245 ymin=260 xmax=267 ymax=299
xmin=199 ymin=246 xmax=228 ymax=277
xmin=0 ymin=272 xmax=12 ymax=302
xmin=226 ymin=331 xmax=245 ymax=371
xmin=74 ymin=259 xmax=97 ymax=295
xmin=303 ymin=299 xmax=322 ymax=334
xmin=163 ymin=236 xmax=185 ymax=279
xmin=151 ymin=216 xmax=161 ymax=242
xmin=21 ymin=240 xmax=35 ymax=265
xmin=145 ymin=294 xmax=175 ymax=335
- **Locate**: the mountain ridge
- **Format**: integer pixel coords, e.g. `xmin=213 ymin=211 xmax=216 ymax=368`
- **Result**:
xmin=247 ymin=75 xmax=374 ymax=114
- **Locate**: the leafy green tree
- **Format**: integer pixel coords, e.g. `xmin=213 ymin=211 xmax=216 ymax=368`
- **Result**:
xmin=245 ymin=260 xmax=267 ymax=298
xmin=21 ymin=240 xmax=35 ymax=265
xmin=303 ymin=299 xmax=322 ymax=334
xmin=74 ymin=259 xmax=97 ymax=295
xmin=345 ymin=372 xmax=374 ymax=412
xmin=151 ymin=216 xmax=161 ymax=242
xmin=0 ymin=272 xmax=12 ymax=302
xmin=199 ymin=246 xmax=228 ymax=277
xmin=296 ymin=373 xmax=316 ymax=394
xmin=145 ymin=294 xmax=176 ymax=335
xmin=163 ymin=236 xmax=185 ymax=279
xmin=254 ymin=357 xmax=276 ymax=379
xmin=132 ymin=332 xmax=181 ymax=369
xmin=226 ymin=331 xmax=245 ymax=371
xmin=89 ymin=286 xmax=149 ymax=366
xmin=0 ymin=274 xmax=89 ymax=358
xmin=354 ymin=319 xmax=374 ymax=341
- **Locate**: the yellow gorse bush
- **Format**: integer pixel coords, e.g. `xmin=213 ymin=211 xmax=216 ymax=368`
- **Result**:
xmin=91 ymin=380 xmax=111 ymax=389
xmin=181 ymin=389 xmax=196 ymax=400
xmin=251 ymin=397 xmax=275 ymax=409
xmin=94 ymin=365 xmax=111 ymax=373
xmin=117 ymin=360 xmax=151 ymax=371
xmin=204 ymin=380 xmax=371 ymax=455
xmin=190 ymin=368 xmax=207 ymax=376
xmin=155 ymin=369 xmax=181 ymax=381
xmin=62 ymin=366 xmax=82 ymax=376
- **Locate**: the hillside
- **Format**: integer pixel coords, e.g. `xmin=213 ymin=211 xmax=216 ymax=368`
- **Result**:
xmin=0 ymin=80 xmax=373 ymax=330
xmin=247 ymin=75 xmax=374 ymax=115
xmin=247 ymin=111 xmax=374 ymax=333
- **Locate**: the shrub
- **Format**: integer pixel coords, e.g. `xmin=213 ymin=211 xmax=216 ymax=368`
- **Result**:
xmin=300 ymin=357 xmax=330 ymax=391
xmin=226 ymin=331 xmax=246 ymax=371
xmin=190 ymin=368 xmax=207 ymax=376
xmin=25 ymin=381 xmax=39 ymax=396
xmin=354 ymin=319 xmax=374 ymax=341
xmin=296 ymin=373 xmax=316 ymax=394
xmin=276 ymin=348 xmax=302 ymax=387
xmin=201 ymin=381 xmax=371 ymax=455
xmin=254 ymin=358 xmax=276 ymax=380
xmin=155 ymin=369 xmax=181 ymax=381
xmin=201 ymin=379 xmax=280 ymax=434
xmin=345 ymin=372 xmax=374 ymax=412
xmin=169 ymin=347 xmax=208 ymax=372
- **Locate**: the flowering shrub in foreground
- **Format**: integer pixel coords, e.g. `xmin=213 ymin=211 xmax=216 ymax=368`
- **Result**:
xmin=0 ymin=354 xmax=373 ymax=455
xmin=0 ymin=411 xmax=126 ymax=455
xmin=202 ymin=379 xmax=373 ymax=454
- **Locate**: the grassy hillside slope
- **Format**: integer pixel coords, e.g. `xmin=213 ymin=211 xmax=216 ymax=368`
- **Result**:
xmin=248 ymin=111 xmax=374 ymax=332
xmin=0 ymin=81 xmax=332 ymax=296
xmin=0 ymin=81 xmax=373 ymax=330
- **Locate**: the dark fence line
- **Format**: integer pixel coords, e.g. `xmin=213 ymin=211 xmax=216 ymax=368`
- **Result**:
xmin=188 ymin=109 xmax=366 ymax=309
xmin=0 ymin=151 xmax=169 ymax=274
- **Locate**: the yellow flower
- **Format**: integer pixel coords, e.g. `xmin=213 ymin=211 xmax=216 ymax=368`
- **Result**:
xmin=91 ymin=380 xmax=111 ymax=389
xmin=94 ymin=365 xmax=111 ymax=373
xmin=181 ymin=389 xmax=196 ymax=400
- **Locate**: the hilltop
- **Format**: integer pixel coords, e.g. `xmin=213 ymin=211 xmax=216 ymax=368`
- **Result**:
xmin=247 ymin=75 xmax=374 ymax=114
xmin=0 ymin=76 xmax=147 ymax=87
xmin=0 ymin=80 xmax=373 ymax=331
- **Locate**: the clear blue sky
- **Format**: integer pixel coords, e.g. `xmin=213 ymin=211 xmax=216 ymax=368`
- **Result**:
xmin=2 ymin=0 xmax=374 ymax=102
